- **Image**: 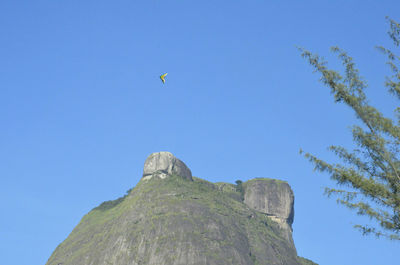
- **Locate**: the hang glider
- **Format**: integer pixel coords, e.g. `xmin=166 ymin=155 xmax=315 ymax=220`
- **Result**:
xmin=160 ymin=73 xmax=168 ymax=84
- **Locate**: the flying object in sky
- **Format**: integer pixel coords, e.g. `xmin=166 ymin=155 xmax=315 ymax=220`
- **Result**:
xmin=160 ymin=73 xmax=168 ymax=84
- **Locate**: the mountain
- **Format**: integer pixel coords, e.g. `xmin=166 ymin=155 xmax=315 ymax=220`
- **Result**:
xmin=46 ymin=152 xmax=317 ymax=265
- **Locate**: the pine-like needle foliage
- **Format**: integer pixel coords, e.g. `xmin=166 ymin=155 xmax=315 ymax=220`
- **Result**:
xmin=299 ymin=17 xmax=400 ymax=240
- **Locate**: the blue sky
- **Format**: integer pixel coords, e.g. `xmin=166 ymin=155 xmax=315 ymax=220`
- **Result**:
xmin=1 ymin=1 xmax=400 ymax=264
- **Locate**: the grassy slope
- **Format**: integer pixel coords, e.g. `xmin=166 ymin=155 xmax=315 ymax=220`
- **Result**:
xmin=46 ymin=175 xmax=316 ymax=265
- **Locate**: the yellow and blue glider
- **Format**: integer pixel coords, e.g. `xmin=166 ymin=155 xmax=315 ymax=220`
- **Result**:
xmin=160 ymin=73 xmax=168 ymax=84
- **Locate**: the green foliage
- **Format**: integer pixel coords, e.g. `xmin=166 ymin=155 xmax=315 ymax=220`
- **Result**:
xmin=92 ymin=188 xmax=133 ymax=211
xmin=93 ymin=197 xmax=125 ymax=211
xmin=299 ymin=17 xmax=400 ymax=240
xmin=298 ymin=256 xmax=319 ymax=265
xmin=235 ymin=180 xmax=245 ymax=201
xmin=248 ymin=178 xmax=288 ymax=185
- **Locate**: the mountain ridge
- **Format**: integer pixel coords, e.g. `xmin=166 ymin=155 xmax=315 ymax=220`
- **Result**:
xmin=45 ymin=152 xmax=317 ymax=265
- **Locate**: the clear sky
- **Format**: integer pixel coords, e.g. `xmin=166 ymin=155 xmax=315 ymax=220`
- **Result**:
xmin=1 ymin=1 xmax=399 ymax=264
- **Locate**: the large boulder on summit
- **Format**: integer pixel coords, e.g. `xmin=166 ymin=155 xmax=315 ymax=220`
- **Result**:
xmin=142 ymin=151 xmax=193 ymax=181
xmin=244 ymin=178 xmax=294 ymax=226
xmin=243 ymin=178 xmax=295 ymax=243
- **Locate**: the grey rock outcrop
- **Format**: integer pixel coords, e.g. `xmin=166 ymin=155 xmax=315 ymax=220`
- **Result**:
xmin=243 ymin=178 xmax=294 ymax=242
xmin=142 ymin=151 xmax=193 ymax=181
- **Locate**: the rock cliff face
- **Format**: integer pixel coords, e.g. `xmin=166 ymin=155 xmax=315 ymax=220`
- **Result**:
xmin=243 ymin=179 xmax=295 ymax=243
xmin=45 ymin=152 xmax=316 ymax=265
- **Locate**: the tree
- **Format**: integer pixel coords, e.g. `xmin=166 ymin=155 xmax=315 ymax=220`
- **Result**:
xmin=235 ymin=180 xmax=244 ymax=201
xmin=299 ymin=17 xmax=400 ymax=240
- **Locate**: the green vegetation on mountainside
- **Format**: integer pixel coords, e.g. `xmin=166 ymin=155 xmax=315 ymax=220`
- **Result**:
xmin=46 ymin=175 xmax=316 ymax=265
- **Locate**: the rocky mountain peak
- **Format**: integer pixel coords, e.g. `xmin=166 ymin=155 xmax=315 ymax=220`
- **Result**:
xmin=243 ymin=178 xmax=295 ymax=242
xmin=142 ymin=151 xmax=193 ymax=181
xmin=244 ymin=178 xmax=294 ymax=226
xmin=45 ymin=152 xmax=317 ymax=265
